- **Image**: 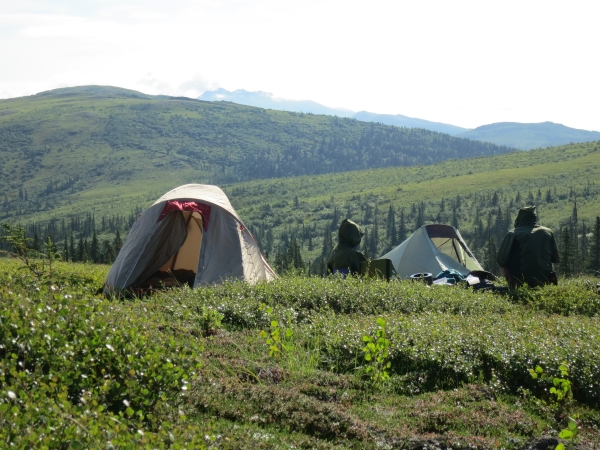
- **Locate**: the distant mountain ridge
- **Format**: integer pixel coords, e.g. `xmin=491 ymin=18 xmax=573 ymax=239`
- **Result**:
xmin=199 ymin=89 xmax=600 ymax=149
xmin=457 ymin=122 xmax=600 ymax=150
xmin=352 ymin=111 xmax=468 ymax=136
xmin=198 ymin=88 xmax=355 ymax=117
xmin=198 ymin=89 xmax=469 ymax=135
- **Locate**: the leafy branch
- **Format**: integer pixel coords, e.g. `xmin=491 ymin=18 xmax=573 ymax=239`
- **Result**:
xmin=259 ymin=305 xmax=294 ymax=358
xmin=361 ymin=317 xmax=391 ymax=387
xmin=529 ymin=362 xmax=578 ymax=450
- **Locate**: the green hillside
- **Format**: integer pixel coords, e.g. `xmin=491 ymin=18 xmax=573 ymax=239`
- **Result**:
xmin=0 ymin=85 xmax=512 ymax=207
xmin=3 ymin=139 xmax=600 ymax=277
xmin=230 ymin=140 xmax=600 ymax=274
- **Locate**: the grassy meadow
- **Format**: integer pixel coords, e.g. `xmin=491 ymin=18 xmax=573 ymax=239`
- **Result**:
xmin=2 ymin=257 xmax=600 ymax=449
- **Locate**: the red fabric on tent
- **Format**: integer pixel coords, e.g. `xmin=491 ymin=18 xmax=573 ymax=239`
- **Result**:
xmin=158 ymin=201 xmax=211 ymax=230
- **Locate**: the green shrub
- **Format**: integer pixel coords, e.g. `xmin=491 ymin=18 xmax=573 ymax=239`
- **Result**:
xmin=308 ymin=311 xmax=600 ymax=406
xmin=0 ymin=262 xmax=205 ymax=447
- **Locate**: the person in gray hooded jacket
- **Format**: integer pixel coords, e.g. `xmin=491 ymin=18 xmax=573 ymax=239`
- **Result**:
xmin=327 ymin=219 xmax=367 ymax=276
xmin=496 ymin=206 xmax=559 ymax=288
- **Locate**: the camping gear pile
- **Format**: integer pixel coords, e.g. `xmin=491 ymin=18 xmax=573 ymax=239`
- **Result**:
xmin=104 ymin=184 xmax=276 ymax=296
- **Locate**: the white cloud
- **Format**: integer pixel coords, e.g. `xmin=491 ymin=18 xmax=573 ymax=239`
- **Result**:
xmin=135 ymin=74 xmax=173 ymax=95
xmin=177 ymin=75 xmax=219 ymax=98
xmin=0 ymin=0 xmax=598 ymax=131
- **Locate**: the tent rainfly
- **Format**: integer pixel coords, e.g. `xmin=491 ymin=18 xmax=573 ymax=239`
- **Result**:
xmin=380 ymin=224 xmax=483 ymax=279
xmin=104 ymin=184 xmax=276 ymax=295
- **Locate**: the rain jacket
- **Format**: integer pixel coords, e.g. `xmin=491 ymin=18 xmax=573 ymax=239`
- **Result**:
xmin=496 ymin=206 xmax=559 ymax=287
xmin=327 ymin=219 xmax=367 ymax=275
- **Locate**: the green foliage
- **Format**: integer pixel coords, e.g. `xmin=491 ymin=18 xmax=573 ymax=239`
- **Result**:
xmin=529 ymin=363 xmax=573 ymax=403
xmin=1 ymin=222 xmax=60 ymax=279
xmin=258 ymin=305 xmax=294 ymax=358
xmin=0 ymin=222 xmax=30 ymax=259
xmin=529 ymin=363 xmax=579 ymax=449
xmin=0 ymin=259 xmax=205 ymax=447
xmin=308 ymin=309 xmax=600 ymax=404
xmin=556 ymin=416 xmax=579 ymax=450
xmin=361 ymin=318 xmax=391 ymax=387
xmin=197 ymin=305 xmax=224 ymax=336
xmin=1 ymin=258 xmax=600 ymax=447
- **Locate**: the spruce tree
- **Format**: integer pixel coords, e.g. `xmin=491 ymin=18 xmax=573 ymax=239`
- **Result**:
xmin=363 ymin=204 xmax=373 ymax=224
xmin=558 ymin=227 xmax=573 ymax=276
xmin=415 ymin=202 xmax=425 ymax=229
xmin=483 ymin=232 xmax=500 ymax=275
xmin=580 ymin=220 xmax=588 ymax=271
xmin=288 ymin=239 xmax=303 ymax=269
xmin=571 ymin=201 xmax=579 ymax=275
xmin=76 ymin=236 xmax=84 ymax=262
xmin=102 ymin=239 xmax=114 ymax=264
xmin=330 ymin=207 xmax=340 ymax=231
xmin=265 ymin=228 xmax=273 ymax=254
xmin=113 ymin=230 xmax=123 ymax=255
xmin=588 ymin=216 xmax=600 ymax=275
xmin=494 ymin=206 xmax=504 ymax=241
xmin=83 ymin=238 xmax=90 ymax=263
xmin=491 ymin=191 xmax=499 ymax=207
xmin=363 ymin=228 xmax=370 ymax=259
xmin=452 ymin=202 xmax=459 ymax=229
xmin=397 ymin=209 xmax=407 ymax=243
xmin=370 ymin=223 xmax=379 ymax=257
xmin=322 ymin=227 xmax=333 ymax=259
xmin=90 ymin=231 xmax=99 ymax=263
xmin=32 ymin=233 xmax=40 ymax=252
xmin=386 ymin=204 xmax=396 ymax=242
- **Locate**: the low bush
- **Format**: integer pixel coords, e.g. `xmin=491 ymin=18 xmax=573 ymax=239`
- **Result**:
xmin=0 ymin=260 xmax=205 ymax=447
xmin=307 ymin=311 xmax=600 ymax=406
xmin=1 ymin=259 xmax=599 ymax=448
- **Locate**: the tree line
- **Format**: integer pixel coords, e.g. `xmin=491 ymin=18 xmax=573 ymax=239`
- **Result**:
xmin=2 ymin=185 xmax=599 ymax=278
xmin=256 ymin=185 xmax=600 ymax=278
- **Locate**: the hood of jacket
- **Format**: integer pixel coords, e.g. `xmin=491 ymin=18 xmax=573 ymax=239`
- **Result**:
xmin=338 ymin=219 xmax=364 ymax=247
xmin=514 ymin=206 xmax=538 ymax=228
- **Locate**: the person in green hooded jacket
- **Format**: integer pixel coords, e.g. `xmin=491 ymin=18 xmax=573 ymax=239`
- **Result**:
xmin=496 ymin=206 xmax=559 ymax=288
xmin=327 ymin=219 xmax=367 ymax=276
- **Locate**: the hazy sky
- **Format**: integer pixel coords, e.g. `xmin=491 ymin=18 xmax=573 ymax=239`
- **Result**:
xmin=1 ymin=0 xmax=598 ymax=131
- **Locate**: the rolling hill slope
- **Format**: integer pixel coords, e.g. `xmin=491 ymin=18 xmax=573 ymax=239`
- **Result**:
xmin=0 ymin=85 xmax=514 ymax=216
xmin=3 ymin=137 xmax=599 ymax=276
xmin=2 ymin=85 xmax=600 ymax=275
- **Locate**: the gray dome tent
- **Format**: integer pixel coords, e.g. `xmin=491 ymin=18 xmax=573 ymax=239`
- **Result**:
xmin=104 ymin=184 xmax=276 ymax=295
xmin=380 ymin=224 xmax=483 ymax=279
